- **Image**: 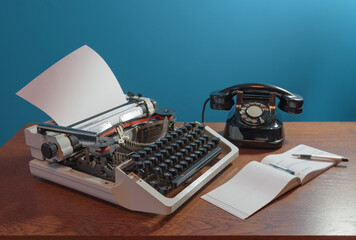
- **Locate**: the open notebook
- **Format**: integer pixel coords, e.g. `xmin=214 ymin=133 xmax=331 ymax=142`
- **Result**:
xmin=202 ymin=144 xmax=343 ymax=220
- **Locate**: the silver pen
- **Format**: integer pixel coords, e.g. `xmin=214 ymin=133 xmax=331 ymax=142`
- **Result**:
xmin=292 ymin=154 xmax=349 ymax=162
xmin=269 ymin=163 xmax=295 ymax=175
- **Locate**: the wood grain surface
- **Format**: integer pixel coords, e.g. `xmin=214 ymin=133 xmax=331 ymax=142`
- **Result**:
xmin=0 ymin=122 xmax=355 ymax=240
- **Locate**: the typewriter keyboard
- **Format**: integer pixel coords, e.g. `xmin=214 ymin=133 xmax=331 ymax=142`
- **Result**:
xmin=128 ymin=122 xmax=221 ymax=196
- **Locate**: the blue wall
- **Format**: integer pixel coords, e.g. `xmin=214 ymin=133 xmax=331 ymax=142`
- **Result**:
xmin=1 ymin=0 xmax=356 ymax=147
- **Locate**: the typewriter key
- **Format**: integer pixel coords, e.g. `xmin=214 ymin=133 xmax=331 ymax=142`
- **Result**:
xmin=153 ymin=166 xmax=163 ymax=175
xmin=132 ymin=154 xmax=140 ymax=162
xmin=168 ymin=168 xmax=178 ymax=176
xmin=158 ymin=186 xmax=169 ymax=195
xmin=149 ymin=156 xmax=159 ymax=166
xmin=159 ymin=162 xmax=168 ymax=171
xmin=149 ymin=180 xmax=158 ymax=188
xmin=163 ymin=172 xmax=173 ymax=181
xmin=165 ymin=146 xmax=174 ymax=155
xmin=164 ymin=159 xmax=174 ymax=167
xmin=179 ymin=160 xmax=188 ymax=169
xmin=184 ymin=156 xmax=194 ymax=164
xmin=169 ymin=155 xmax=179 ymax=164
xmin=212 ymin=137 xmax=220 ymax=145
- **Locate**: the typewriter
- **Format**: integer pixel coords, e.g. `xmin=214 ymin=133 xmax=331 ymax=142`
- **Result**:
xmin=18 ymin=46 xmax=239 ymax=214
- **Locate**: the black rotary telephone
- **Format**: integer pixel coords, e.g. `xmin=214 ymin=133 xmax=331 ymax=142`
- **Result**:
xmin=205 ymin=83 xmax=304 ymax=148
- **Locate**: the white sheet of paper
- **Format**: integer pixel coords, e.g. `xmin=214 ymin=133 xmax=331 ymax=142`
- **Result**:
xmin=201 ymin=161 xmax=296 ymax=220
xmin=17 ymin=45 xmax=127 ymax=126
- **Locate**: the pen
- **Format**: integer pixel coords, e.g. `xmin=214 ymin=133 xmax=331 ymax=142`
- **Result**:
xmin=269 ymin=163 xmax=295 ymax=175
xmin=292 ymin=154 xmax=349 ymax=162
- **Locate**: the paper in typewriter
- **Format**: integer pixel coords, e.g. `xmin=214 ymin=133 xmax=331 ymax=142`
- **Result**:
xmin=17 ymin=45 xmax=127 ymax=126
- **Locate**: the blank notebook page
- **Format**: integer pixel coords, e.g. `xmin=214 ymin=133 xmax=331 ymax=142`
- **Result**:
xmin=201 ymin=161 xmax=297 ymax=220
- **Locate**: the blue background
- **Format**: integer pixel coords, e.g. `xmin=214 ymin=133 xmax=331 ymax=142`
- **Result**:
xmin=1 ymin=0 xmax=356 ymax=147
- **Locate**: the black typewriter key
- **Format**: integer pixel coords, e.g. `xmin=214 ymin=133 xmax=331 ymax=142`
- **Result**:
xmin=190 ymin=142 xmax=198 ymax=151
xmin=164 ymin=159 xmax=174 ymax=167
xmin=194 ymin=139 xmax=203 ymax=147
xmin=190 ymin=153 xmax=198 ymax=161
xmin=199 ymin=137 xmax=207 ymax=145
xmin=203 ymin=144 xmax=212 ymax=151
xmin=171 ymin=132 xmax=178 ymax=140
xmin=171 ymin=143 xmax=179 ymax=152
xmin=194 ymin=150 xmax=203 ymax=158
xmin=160 ymin=149 xmax=169 ymax=158
xmin=161 ymin=137 xmax=168 ymax=146
xmin=179 ymin=160 xmax=189 ymax=169
xmin=168 ymin=167 xmax=178 ymax=176
xmin=212 ymin=137 xmax=220 ymax=145
xmin=163 ymin=172 xmax=173 ymax=181
xmin=135 ymin=161 xmax=144 ymax=170
xmin=190 ymin=131 xmax=198 ymax=139
xmin=184 ymin=156 xmax=194 ymax=164
xmin=132 ymin=153 xmax=141 ymax=162
xmin=169 ymin=155 xmax=179 ymax=164
xmin=185 ymin=145 xmax=193 ymax=154
xmin=189 ymin=121 xmax=196 ymax=128
xmin=158 ymin=185 xmax=169 ymax=195
xmin=208 ymin=142 xmax=216 ymax=149
xmin=180 ymin=126 xmax=188 ymax=134
xmin=176 ymin=139 xmax=184 ymax=148
xmin=155 ymin=140 xmax=164 ymax=149
xmin=144 ymin=160 xmax=153 ymax=171
xmin=186 ymin=134 xmax=194 ymax=142
xmin=149 ymin=180 xmax=158 ymax=188
xmin=174 ymin=164 xmax=184 ymax=172
xmin=138 ymin=150 xmax=147 ymax=160
xmin=181 ymin=137 xmax=189 ymax=145
xmin=199 ymin=147 xmax=208 ymax=155
xmin=180 ymin=148 xmax=189 ymax=158
xmin=203 ymin=134 xmax=211 ymax=141
xmin=144 ymin=147 xmax=153 ymax=156
xmin=155 ymin=153 xmax=164 ymax=162
xmin=149 ymin=156 xmax=159 ymax=166
xmin=198 ymin=124 xmax=205 ymax=130
xmin=175 ymin=152 xmax=184 ymax=161
xmin=185 ymin=124 xmax=192 ymax=131
xmin=159 ymin=162 xmax=168 ymax=171
xmin=165 ymin=134 xmax=173 ymax=142
xmin=176 ymin=129 xmax=183 ymax=137
xmin=195 ymin=128 xmax=203 ymax=136
xmin=165 ymin=146 xmax=174 ymax=155
xmin=149 ymin=143 xmax=158 ymax=153
xmin=153 ymin=166 xmax=163 ymax=175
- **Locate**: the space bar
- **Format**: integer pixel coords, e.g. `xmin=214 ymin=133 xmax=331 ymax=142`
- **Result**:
xmin=171 ymin=147 xmax=222 ymax=188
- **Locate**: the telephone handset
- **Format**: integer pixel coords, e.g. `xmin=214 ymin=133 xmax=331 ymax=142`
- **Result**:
xmin=206 ymin=83 xmax=303 ymax=148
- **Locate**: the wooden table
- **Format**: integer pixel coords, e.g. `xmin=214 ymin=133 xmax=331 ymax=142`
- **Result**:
xmin=1 ymin=122 xmax=355 ymax=239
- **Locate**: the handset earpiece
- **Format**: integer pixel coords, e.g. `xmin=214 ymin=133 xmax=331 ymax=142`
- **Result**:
xmin=209 ymin=90 xmax=235 ymax=110
xmin=278 ymin=93 xmax=304 ymax=114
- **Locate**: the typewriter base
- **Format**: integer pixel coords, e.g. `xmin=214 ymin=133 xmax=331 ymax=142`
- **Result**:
xmin=29 ymin=126 xmax=239 ymax=215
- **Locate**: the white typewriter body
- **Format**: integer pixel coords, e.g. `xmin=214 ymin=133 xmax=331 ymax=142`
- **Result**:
xmin=25 ymin=124 xmax=238 ymax=214
xmin=18 ymin=45 xmax=239 ymax=214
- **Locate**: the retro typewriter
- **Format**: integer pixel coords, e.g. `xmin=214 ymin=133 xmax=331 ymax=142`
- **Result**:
xmin=18 ymin=46 xmax=239 ymax=214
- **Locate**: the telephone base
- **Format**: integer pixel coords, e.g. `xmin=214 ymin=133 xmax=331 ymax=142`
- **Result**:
xmin=224 ymin=116 xmax=284 ymax=149
xmin=223 ymin=137 xmax=284 ymax=149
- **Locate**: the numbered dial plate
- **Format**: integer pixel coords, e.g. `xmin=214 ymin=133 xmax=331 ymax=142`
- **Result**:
xmin=239 ymin=101 xmax=272 ymax=125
